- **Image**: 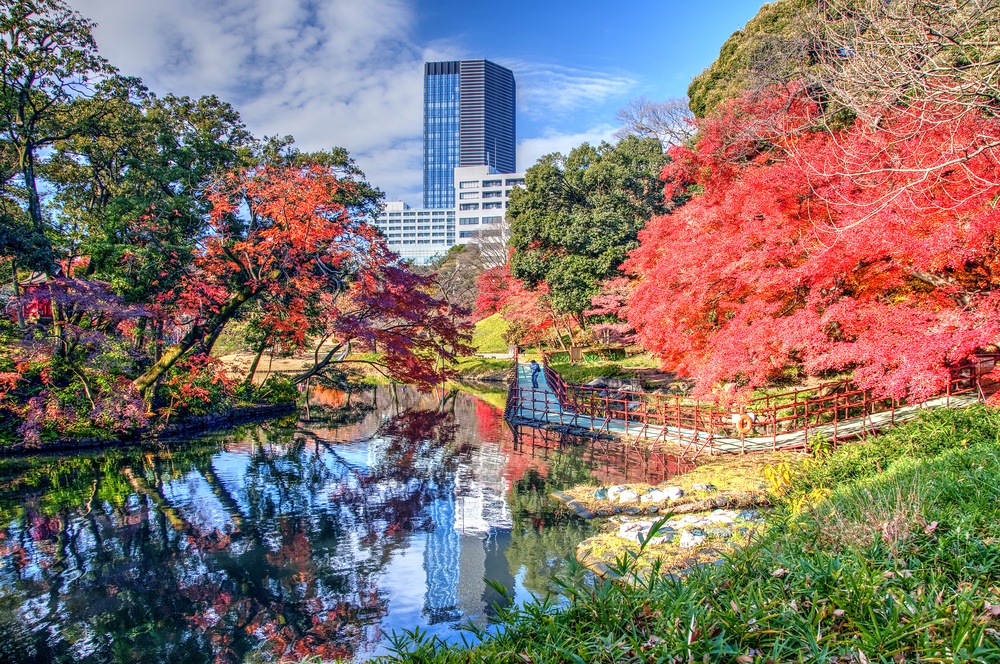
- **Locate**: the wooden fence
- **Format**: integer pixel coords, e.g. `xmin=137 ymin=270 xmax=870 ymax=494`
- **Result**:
xmin=505 ymin=351 xmax=1000 ymax=456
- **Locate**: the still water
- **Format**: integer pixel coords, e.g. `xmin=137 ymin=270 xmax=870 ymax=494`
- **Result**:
xmin=0 ymin=384 xmax=692 ymax=663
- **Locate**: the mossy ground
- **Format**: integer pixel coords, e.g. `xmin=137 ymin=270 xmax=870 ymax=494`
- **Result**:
xmin=470 ymin=314 xmax=511 ymax=354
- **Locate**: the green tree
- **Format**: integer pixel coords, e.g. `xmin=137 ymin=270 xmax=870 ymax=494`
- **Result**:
xmin=0 ymin=0 xmax=129 ymax=272
xmin=687 ymin=0 xmax=814 ymax=118
xmin=507 ymin=136 xmax=671 ymax=328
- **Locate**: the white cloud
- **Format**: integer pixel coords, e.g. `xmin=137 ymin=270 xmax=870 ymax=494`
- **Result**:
xmin=65 ymin=0 xmax=637 ymax=202
xmin=517 ymin=125 xmax=619 ymax=170
xmin=501 ymin=61 xmax=636 ymax=118
xmin=68 ymin=0 xmax=453 ymax=203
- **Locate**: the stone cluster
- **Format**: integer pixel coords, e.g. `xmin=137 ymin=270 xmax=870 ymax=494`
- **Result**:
xmin=615 ymin=509 xmax=762 ymax=548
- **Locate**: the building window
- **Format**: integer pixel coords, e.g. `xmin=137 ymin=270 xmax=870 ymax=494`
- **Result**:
xmin=482 ymin=191 xmax=502 ymax=198
xmin=482 ymin=179 xmax=501 ymax=187
xmin=459 ymin=192 xmax=479 ymax=199
xmin=459 ymin=203 xmax=479 ymax=210
xmin=483 ymin=202 xmax=502 ymax=209
xmin=388 ymin=226 xmax=400 ymax=231
xmin=388 ymin=212 xmax=402 ymax=217
xmin=505 ymin=178 xmax=525 ymax=186
xmin=388 ymin=240 xmax=401 ymax=245
xmin=432 ymin=232 xmax=445 ymax=237
xmin=482 ymin=216 xmax=502 ymax=224
xmin=459 ymin=181 xmax=478 ymax=189
xmin=418 ymin=212 xmax=430 ymax=216
xmin=403 ymin=212 xmax=416 ymax=217
xmin=459 ymin=217 xmax=479 ymax=225
xmin=459 ymin=230 xmax=478 ymax=238
xmin=418 ymin=239 xmax=431 ymax=244
xmin=403 ymin=240 xmax=416 ymax=245
xmin=403 ymin=232 xmax=415 ymax=238
xmin=403 ymin=225 xmax=415 ymax=231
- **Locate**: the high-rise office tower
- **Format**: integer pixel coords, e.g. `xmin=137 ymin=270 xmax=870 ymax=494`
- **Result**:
xmin=423 ymin=59 xmax=515 ymax=209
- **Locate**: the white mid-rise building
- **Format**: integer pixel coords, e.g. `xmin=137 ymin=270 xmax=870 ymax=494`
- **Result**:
xmin=377 ymin=165 xmax=525 ymax=265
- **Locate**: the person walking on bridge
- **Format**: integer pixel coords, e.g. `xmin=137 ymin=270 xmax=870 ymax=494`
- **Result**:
xmin=530 ymin=360 xmax=541 ymax=389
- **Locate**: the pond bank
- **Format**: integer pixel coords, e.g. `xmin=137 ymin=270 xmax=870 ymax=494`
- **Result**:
xmin=0 ymin=401 xmax=296 ymax=455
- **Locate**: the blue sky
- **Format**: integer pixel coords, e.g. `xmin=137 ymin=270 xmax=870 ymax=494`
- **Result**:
xmin=68 ymin=0 xmax=766 ymax=204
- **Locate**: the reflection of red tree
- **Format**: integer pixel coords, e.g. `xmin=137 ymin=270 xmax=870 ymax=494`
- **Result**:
xmin=306 ymin=386 xmax=347 ymax=409
xmin=475 ymin=400 xmax=504 ymax=441
xmin=499 ymin=425 xmax=695 ymax=486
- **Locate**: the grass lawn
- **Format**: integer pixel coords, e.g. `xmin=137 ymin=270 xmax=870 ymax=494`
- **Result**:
xmin=547 ymin=352 xmax=661 ymax=385
xmin=471 ymin=314 xmax=511 ymax=354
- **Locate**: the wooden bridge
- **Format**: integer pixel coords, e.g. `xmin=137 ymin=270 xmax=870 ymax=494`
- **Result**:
xmin=504 ymin=353 xmax=999 ymax=458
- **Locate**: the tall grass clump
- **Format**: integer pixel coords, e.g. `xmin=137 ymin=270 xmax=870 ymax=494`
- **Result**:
xmin=382 ymin=406 xmax=1000 ymax=663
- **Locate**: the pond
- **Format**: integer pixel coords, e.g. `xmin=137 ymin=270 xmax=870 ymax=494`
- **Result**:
xmin=0 ymin=384 xmax=694 ymax=663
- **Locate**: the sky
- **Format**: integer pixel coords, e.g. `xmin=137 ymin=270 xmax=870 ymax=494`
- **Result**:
xmin=67 ymin=0 xmax=767 ymax=205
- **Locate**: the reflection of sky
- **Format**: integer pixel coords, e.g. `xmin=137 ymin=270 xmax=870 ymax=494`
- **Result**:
xmin=163 ymin=469 xmax=236 ymax=535
xmin=0 ymin=387 xmax=615 ymax=664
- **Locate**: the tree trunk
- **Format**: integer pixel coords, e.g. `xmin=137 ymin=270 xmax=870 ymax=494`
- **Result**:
xmin=51 ymin=296 xmax=66 ymax=359
xmin=245 ymin=339 xmax=269 ymax=384
xmin=19 ymin=146 xmax=55 ymax=274
xmin=10 ymin=258 xmax=23 ymax=329
xmin=133 ymin=290 xmax=253 ymax=395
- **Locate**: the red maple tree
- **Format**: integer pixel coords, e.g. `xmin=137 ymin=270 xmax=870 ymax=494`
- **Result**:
xmin=625 ymin=88 xmax=1000 ymax=400
xmin=134 ymin=164 xmax=470 ymax=394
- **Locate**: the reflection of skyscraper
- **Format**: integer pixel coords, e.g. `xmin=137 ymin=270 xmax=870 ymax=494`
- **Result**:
xmin=423 ymin=59 xmax=516 ymax=209
xmin=422 ymin=492 xmax=461 ymax=623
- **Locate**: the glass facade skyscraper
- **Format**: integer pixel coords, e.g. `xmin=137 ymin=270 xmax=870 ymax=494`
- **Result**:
xmin=423 ymin=59 xmax=515 ymax=209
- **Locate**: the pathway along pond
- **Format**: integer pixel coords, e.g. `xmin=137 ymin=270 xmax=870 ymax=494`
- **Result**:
xmin=0 ymin=384 xmax=694 ymax=663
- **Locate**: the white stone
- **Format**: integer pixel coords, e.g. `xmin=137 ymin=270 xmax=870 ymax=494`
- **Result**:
xmin=679 ymin=531 xmax=707 ymax=549
xmin=707 ymin=510 xmax=737 ymax=524
xmin=616 ymin=489 xmax=640 ymax=503
xmin=658 ymin=486 xmax=684 ymax=500
xmin=606 ymin=485 xmax=628 ymax=502
xmin=643 ymin=489 xmax=675 ymax=503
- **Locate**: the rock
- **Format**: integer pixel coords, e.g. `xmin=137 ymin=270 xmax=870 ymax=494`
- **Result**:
xmin=606 ymin=485 xmax=628 ymax=502
xmin=642 ymin=487 xmax=680 ymax=503
xmin=596 ymin=508 xmax=614 ymax=517
xmin=616 ymin=489 xmax=640 ymax=503
xmin=647 ymin=534 xmax=674 ymax=545
xmin=707 ymin=527 xmax=733 ymax=539
xmin=623 ymin=506 xmax=642 ymax=515
xmin=618 ymin=521 xmax=657 ymax=542
xmin=593 ymin=487 xmax=608 ymax=500
xmin=586 ymin=377 xmax=610 ymax=388
xmin=738 ymin=509 xmax=761 ymax=521
xmin=656 ymin=486 xmax=684 ymax=501
xmin=691 ymin=483 xmax=718 ymax=493
xmin=679 ymin=530 xmax=707 ymax=549
xmin=644 ymin=505 xmax=661 ymax=515
xmin=706 ymin=509 xmax=737 ymax=524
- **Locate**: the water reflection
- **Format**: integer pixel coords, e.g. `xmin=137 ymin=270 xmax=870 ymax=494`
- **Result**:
xmin=0 ymin=385 xmax=693 ymax=663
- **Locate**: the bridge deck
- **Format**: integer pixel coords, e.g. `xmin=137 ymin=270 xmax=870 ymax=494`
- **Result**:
xmin=511 ymin=364 xmax=979 ymax=454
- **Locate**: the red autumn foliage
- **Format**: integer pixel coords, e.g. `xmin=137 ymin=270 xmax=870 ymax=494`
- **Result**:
xmin=475 ymin=263 xmax=577 ymax=347
xmin=135 ymin=164 xmax=470 ymax=392
xmin=625 ymin=88 xmax=1000 ymax=401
